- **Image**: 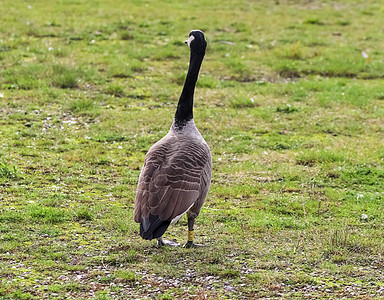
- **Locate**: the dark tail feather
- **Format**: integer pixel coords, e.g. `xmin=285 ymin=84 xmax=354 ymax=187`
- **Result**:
xmin=140 ymin=214 xmax=171 ymax=240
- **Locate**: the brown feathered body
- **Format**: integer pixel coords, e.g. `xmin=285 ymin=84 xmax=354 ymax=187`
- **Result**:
xmin=134 ymin=120 xmax=212 ymax=239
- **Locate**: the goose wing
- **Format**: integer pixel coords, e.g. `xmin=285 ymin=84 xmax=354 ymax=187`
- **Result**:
xmin=134 ymin=135 xmax=211 ymax=223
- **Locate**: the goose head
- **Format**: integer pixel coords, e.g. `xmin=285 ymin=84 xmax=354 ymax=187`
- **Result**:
xmin=185 ymin=30 xmax=207 ymax=54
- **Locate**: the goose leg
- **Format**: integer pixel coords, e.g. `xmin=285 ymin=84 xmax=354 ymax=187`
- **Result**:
xmin=157 ymin=237 xmax=180 ymax=247
xmin=184 ymin=213 xmax=197 ymax=248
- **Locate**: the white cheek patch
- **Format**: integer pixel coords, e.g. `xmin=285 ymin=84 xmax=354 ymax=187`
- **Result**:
xmin=187 ymin=35 xmax=195 ymax=47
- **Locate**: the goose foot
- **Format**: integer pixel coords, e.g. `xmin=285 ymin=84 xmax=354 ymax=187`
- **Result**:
xmin=184 ymin=241 xmax=205 ymax=248
xmin=183 ymin=241 xmax=196 ymax=248
xmin=157 ymin=238 xmax=180 ymax=247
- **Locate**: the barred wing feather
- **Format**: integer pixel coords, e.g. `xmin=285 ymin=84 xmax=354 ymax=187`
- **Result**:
xmin=134 ymin=135 xmax=211 ymax=224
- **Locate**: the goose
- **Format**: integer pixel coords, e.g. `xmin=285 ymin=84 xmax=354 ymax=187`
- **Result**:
xmin=134 ymin=30 xmax=212 ymax=248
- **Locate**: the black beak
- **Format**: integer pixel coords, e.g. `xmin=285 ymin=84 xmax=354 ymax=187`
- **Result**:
xmin=184 ymin=40 xmax=188 ymax=44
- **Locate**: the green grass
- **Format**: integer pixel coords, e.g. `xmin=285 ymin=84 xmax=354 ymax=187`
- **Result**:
xmin=1 ymin=0 xmax=384 ymax=299
xmin=0 ymin=158 xmax=18 ymax=179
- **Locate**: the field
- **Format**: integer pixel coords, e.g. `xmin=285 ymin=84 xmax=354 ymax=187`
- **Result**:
xmin=1 ymin=0 xmax=384 ymax=299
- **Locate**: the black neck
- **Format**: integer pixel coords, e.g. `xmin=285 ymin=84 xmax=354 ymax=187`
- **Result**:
xmin=174 ymin=49 xmax=205 ymax=129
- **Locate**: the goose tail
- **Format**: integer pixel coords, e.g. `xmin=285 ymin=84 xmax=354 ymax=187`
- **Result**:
xmin=139 ymin=214 xmax=171 ymax=240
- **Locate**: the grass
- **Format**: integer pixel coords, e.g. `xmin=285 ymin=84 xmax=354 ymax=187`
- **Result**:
xmin=1 ymin=0 xmax=384 ymax=299
xmin=0 ymin=158 xmax=18 ymax=179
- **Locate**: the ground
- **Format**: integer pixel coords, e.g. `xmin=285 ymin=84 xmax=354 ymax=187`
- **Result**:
xmin=1 ymin=0 xmax=384 ymax=299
